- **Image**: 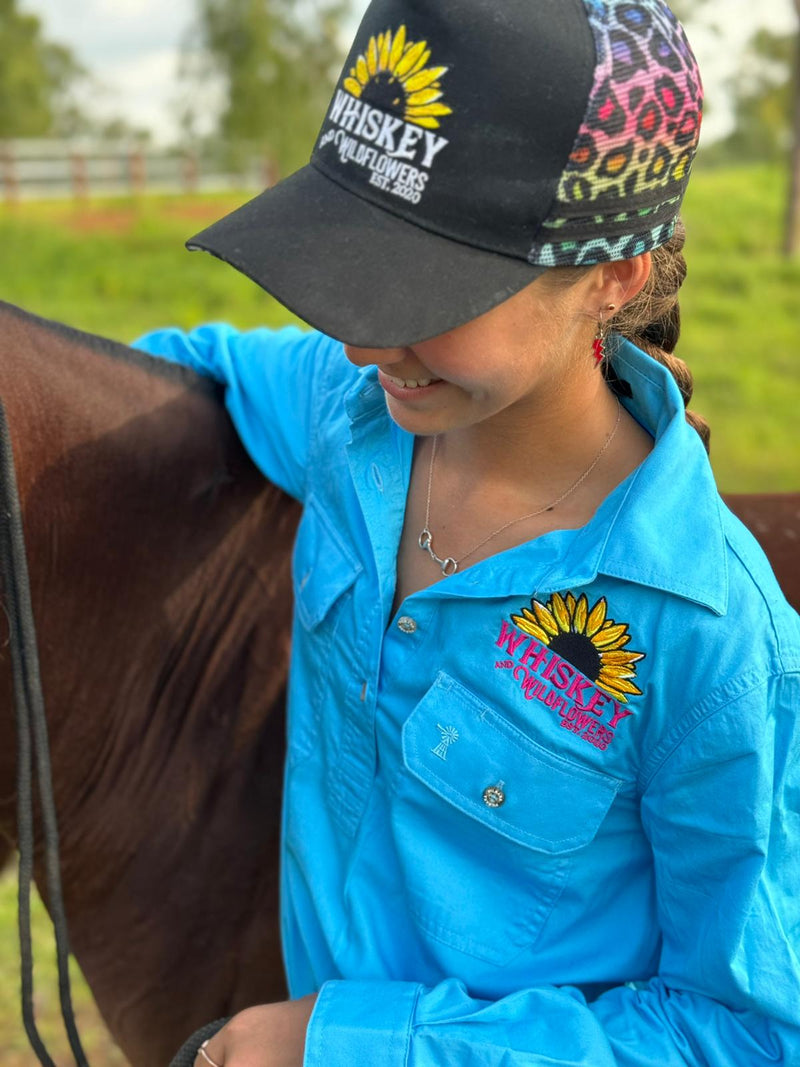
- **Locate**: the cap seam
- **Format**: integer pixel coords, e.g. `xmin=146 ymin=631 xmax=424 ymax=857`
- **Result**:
xmin=523 ymin=0 xmax=604 ymax=258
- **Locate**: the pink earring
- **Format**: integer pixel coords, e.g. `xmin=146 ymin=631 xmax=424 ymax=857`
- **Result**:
xmin=592 ymin=304 xmax=616 ymax=366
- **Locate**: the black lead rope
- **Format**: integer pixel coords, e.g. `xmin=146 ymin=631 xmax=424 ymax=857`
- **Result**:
xmin=169 ymin=1019 xmax=230 ymax=1067
xmin=0 ymin=400 xmax=89 ymax=1067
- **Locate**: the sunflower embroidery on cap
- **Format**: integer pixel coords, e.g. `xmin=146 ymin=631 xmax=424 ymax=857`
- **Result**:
xmin=343 ymin=25 xmax=453 ymax=130
xmin=314 ymin=21 xmax=455 ymax=209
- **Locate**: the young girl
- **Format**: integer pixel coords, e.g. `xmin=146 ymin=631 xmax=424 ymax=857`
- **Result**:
xmin=136 ymin=1 xmax=800 ymax=1064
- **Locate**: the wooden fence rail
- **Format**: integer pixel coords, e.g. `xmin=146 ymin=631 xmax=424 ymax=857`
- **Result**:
xmin=0 ymin=140 xmax=276 ymax=201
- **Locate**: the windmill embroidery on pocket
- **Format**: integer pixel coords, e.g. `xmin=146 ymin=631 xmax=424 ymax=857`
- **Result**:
xmin=432 ymin=724 xmax=459 ymax=760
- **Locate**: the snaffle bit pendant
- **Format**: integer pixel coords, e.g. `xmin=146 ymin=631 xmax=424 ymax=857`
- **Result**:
xmin=418 ymin=528 xmax=458 ymax=576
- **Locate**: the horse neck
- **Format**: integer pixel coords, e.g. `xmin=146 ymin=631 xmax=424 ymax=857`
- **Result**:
xmin=0 ymin=302 xmax=298 ymax=1061
xmin=0 ymin=302 xmax=297 ymax=857
xmin=0 ymin=302 xmax=198 ymax=501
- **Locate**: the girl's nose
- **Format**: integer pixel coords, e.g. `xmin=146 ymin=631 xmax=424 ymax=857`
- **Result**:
xmin=344 ymin=344 xmax=407 ymax=368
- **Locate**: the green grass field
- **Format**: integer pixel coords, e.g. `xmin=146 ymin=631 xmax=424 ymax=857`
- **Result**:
xmin=0 ymin=880 xmax=127 ymax=1064
xmin=0 ymin=164 xmax=798 ymax=490
xmin=0 ymin=164 xmax=798 ymax=1065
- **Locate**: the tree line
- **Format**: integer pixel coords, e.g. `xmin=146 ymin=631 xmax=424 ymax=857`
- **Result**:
xmin=0 ymin=0 xmax=350 ymax=172
xmin=671 ymin=0 xmax=800 ymax=255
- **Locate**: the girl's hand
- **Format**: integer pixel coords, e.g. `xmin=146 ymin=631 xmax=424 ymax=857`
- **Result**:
xmin=195 ymin=995 xmax=317 ymax=1067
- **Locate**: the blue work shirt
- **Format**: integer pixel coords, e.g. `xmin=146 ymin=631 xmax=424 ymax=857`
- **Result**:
xmin=134 ymin=323 xmax=800 ymax=1066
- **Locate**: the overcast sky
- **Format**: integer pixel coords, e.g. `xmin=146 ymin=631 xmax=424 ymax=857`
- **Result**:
xmin=19 ymin=0 xmax=799 ymax=145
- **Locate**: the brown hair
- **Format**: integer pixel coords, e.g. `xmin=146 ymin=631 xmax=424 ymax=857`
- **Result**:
xmin=608 ymin=218 xmax=710 ymax=452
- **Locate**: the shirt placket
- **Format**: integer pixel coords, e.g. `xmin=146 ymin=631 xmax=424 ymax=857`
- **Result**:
xmin=328 ymin=396 xmax=412 ymax=837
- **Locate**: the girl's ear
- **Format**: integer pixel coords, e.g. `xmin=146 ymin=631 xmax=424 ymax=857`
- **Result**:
xmin=593 ymin=253 xmax=652 ymax=311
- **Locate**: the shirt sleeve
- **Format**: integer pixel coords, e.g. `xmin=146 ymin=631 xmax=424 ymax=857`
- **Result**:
xmin=304 ymin=670 xmax=800 ymax=1066
xmin=132 ymin=323 xmax=345 ymax=502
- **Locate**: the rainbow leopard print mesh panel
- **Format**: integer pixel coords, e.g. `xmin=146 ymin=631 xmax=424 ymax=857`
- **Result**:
xmin=528 ymin=0 xmax=703 ymax=267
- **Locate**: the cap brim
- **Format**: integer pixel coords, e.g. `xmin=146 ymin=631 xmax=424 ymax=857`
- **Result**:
xmin=186 ymin=164 xmax=546 ymax=348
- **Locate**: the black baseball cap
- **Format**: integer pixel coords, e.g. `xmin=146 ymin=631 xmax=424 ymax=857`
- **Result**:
xmin=187 ymin=0 xmax=703 ymax=347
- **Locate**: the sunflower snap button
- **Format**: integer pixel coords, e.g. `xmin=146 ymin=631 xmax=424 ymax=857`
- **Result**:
xmin=482 ymin=784 xmax=506 ymax=808
xmin=397 ymin=616 xmax=417 ymax=634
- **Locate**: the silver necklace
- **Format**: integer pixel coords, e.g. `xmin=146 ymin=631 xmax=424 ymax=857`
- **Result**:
xmin=418 ymin=400 xmax=622 ymax=576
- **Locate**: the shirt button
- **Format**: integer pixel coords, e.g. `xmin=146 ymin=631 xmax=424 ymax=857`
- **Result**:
xmin=397 ymin=615 xmax=417 ymax=634
xmin=482 ymin=784 xmax=506 ymax=808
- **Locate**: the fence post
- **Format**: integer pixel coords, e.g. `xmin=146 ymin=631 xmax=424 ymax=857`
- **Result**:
xmin=182 ymin=151 xmax=198 ymax=194
xmin=70 ymin=150 xmax=89 ymax=200
xmin=1 ymin=143 xmax=19 ymax=203
xmin=263 ymin=157 xmax=278 ymax=188
xmin=129 ymin=146 xmax=147 ymax=194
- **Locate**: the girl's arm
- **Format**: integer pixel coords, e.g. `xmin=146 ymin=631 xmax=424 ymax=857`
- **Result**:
xmin=133 ymin=323 xmax=350 ymax=503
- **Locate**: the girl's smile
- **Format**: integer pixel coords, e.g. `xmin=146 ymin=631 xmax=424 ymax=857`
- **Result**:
xmin=377 ymin=370 xmax=445 ymax=401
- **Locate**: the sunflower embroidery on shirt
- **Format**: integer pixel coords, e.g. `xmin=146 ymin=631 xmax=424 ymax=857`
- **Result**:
xmin=510 ymin=593 xmax=645 ymax=703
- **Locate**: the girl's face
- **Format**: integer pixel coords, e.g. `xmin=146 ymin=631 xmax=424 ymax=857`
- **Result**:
xmin=343 ymin=269 xmax=603 ymax=440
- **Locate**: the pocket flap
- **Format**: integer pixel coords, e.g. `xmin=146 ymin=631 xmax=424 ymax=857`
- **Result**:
xmin=293 ymin=495 xmax=361 ymax=630
xmin=402 ymin=672 xmax=622 ymax=853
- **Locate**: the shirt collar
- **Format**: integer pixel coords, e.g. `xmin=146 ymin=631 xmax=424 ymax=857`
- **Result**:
xmin=599 ymin=340 xmax=728 ymax=614
xmin=344 ymin=364 xmax=385 ymax=424
xmin=545 ymin=340 xmax=728 ymax=615
xmin=342 ymin=341 xmax=729 ymax=617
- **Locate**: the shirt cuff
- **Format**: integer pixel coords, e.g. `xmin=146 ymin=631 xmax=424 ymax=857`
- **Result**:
xmin=304 ymin=979 xmax=421 ymax=1067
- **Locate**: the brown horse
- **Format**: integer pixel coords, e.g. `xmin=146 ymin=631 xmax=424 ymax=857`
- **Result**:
xmin=0 ymin=300 xmax=797 ymax=1066
xmin=0 ymin=301 xmax=300 ymax=1065
xmin=720 ymin=492 xmax=800 ymax=612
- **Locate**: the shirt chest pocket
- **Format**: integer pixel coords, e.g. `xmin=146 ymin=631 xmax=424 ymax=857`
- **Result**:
xmin=293 ymin=494 xmax=362 ymax=631
xmin=290 ymin=495 xmax=362 ymax=760
xmin=392 ymin=671 xmax=622 ymax=966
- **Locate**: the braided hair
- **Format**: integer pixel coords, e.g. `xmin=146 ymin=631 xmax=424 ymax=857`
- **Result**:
xmin=609 ymin=219 xmax=710 ymax=453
